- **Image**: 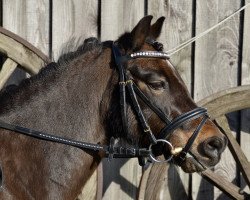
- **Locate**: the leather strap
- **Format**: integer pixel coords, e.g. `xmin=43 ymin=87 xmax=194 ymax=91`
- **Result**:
xmin=0 ymin=120 xmax=151 ymax=159
xmin=158 ymin=107 xmax=207 ymax=139
xmin=132 ymin=84 xmax=171 ymax=124
xmin=112 ymin=43 xmax=128 ymax=135
xmin=173 ymin=115 xmax=208 ymax=165
xmin=126 ymin=80 xmax=157 ymax=144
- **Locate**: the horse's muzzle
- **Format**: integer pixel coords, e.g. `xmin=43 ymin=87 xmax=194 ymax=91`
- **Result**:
xmin=201 ymin=135 xmax=227 ymax=165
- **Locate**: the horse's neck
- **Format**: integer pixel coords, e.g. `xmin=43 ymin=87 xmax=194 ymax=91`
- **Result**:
xmin=1 ymin=49 xmax=113 ymax=142
xmin=0 ymin=48 xmax=115 ymax=198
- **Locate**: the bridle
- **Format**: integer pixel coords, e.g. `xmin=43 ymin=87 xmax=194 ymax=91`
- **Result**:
xmin=0 ymin=41 xmax=209 ymax=167
xmin=111 ymin=42 xmax=209 ymax=166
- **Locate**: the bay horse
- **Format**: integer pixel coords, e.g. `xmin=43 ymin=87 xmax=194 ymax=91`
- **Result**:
xmin=0 ymin=16 xmax=227 ymax=199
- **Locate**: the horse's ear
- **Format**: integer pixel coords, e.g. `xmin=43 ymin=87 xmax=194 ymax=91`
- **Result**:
xmin=150 ymin=16 xmax=165 ymax=39
xmin=131 ymin=15 xmax=153 ymax=50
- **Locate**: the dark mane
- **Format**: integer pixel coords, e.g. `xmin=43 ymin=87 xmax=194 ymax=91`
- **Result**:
xmin=0 ymin=37 xmax=103 ymax=110
xmin=57 ymin=37 xmax=102 ymax=66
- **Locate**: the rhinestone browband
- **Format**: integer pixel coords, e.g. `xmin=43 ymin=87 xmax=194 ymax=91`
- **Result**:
xmin=117 ymin=51 xmax=170 ymax=63
xmin=129 ymin=51 xmax=169 ymax=59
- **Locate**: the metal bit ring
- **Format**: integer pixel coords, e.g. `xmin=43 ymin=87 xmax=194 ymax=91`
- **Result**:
xmin=149 ymin=139 xmax=174 ymax=163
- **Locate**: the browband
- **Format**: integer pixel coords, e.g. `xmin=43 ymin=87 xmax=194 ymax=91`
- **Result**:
xmin=117 ymin=50 xmax=170 ymax=64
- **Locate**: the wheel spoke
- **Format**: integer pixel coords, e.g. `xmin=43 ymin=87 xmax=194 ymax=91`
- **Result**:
xmin=0 ymin=58 xmax=18 ymax=90
xmin=216 ymin=115 xmax=250 ymax=189
xmin=0 ymin=27 xmax=49 ymax=74
xmin=201 ymin=169 xmax=247 ymax=200
xmin=138 ymin=165 xmax=152 ymax=200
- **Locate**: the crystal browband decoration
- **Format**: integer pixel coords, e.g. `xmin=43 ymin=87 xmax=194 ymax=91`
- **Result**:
xmin=129 ymin=51 xmax=170 ymax=59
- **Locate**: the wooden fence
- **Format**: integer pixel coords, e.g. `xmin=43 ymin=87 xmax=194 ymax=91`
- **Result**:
xmin=0 ymin=0 xmax=249 ymax=199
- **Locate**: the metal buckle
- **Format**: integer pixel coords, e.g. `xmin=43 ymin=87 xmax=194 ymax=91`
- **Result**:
xmin=148 ymin=139 xmax=174 ymax=163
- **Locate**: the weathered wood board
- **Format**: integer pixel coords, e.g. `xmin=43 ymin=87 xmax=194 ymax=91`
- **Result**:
xmin=0 ymin=1 xmax=249 ymax=199
xmin=2 ymin=0 xmax=49 ymax=85
xmin=193 ymin=1 xmax=241 ymax=199
xmin=101 ymin=1 xmax=144 ymax=199
xmin=241 ymin=0 xmax=250 ymax=194
xmin=52 ymin=0 xmax=98 ymax=60
xmin=147 ymin=1 xmax=193 ymax=199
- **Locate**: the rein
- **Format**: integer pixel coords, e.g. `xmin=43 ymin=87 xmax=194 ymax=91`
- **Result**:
xmin=0 ymin=42 xmax=209 ymax=166
xmin=0 ymin=120 xmax=151 ymax=160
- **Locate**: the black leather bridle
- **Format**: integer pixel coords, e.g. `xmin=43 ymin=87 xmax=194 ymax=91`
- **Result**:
xmin=0 ymin=41 xmax=209 ymax=167
xmin=111 ymin=42 xmax=208 ymax=165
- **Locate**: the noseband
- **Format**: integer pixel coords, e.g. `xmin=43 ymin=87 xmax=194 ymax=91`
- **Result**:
xmin=0 ymin=42 xmax=209 ymax=167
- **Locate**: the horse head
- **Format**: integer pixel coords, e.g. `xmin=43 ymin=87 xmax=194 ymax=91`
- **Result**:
xmin=107 ymin=15 xmax=227 ymax=173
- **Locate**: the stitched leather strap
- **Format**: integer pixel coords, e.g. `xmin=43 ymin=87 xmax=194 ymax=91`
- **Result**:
xmin=112 ymin=44 xmax=128 ymax=135
xmin=126 ymin=80 xmax=157 ymax=144
xmin=173 ymin=115 xmax=208 ymax=165
xmin=158 ymin=107 xmax=207 ymax=139
xmin=132 ymin=84 xmax=171 ymax=124
xmin=0 ymin=120 xmax=151 ymax=159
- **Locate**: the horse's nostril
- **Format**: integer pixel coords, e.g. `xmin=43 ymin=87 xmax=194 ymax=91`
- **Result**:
xmin=203 ymin=137 xmax=225 ymax=158
xmin=207 ymin=139 xmax=220 ymax=150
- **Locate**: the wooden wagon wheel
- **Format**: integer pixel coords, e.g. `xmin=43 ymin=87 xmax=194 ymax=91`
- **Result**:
xmin=0 ymin=27 xmax=50 ymax=89
xmin=0 ymin=27 xmax=103 ymax=200
xmin=138 ymin=85 xmax=250 ymax=200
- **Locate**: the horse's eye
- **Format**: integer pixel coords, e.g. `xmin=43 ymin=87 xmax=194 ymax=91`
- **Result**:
xmin=148 ymin=81 xmax=165 ymax=90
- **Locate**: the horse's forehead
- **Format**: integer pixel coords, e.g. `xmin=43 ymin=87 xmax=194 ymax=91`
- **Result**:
xmin=136 ymin=43 xmax=176 ymax=72
xmin=134 ymin=57 xmax=177 ymax=76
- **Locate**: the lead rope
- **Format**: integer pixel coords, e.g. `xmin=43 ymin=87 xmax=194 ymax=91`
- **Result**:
xmin=166 ymin=3 xmax=250 ymax=56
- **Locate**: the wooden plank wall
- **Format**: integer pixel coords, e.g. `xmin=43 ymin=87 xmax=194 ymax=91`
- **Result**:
xmin=193 ymin=1 xmax=241 ymax=199
xmin=101 ymin=2 xmax=144 ymax=199
xmin=0 ymin=0 xmax=249 ymax=199
xmin=2 ymin=0 xmax=49 ymax=85
xmin=147 ymin=1 xmax=193 ymax=199
xmin=241 ymin=0 xmax=250 ymax=194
